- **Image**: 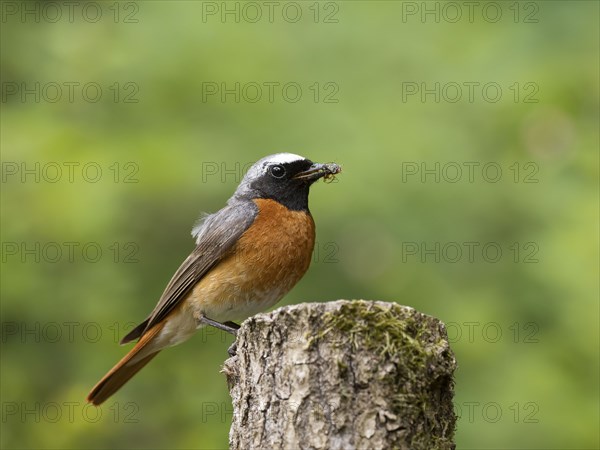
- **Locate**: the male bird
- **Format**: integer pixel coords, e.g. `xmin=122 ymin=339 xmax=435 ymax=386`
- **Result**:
xmin=87 ymin=153 xmax=341 ymax=405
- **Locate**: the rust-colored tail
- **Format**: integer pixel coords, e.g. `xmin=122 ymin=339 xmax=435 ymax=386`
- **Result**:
xmin=87 ymin=323 xmax=163 ymax=405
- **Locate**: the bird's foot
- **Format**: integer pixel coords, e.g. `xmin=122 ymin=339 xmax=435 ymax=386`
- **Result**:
xmin=227 ymin=341 xmax=238 ymax=357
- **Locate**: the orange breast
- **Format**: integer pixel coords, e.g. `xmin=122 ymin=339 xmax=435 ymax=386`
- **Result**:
xmin=186 ymin=199 xmax=316 ymax=322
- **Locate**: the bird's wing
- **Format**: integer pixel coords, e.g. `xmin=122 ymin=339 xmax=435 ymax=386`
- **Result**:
xmin=120 ymin=201 xmax=258 ymax=344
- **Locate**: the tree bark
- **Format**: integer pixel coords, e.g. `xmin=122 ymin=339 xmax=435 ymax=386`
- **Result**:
xmin=223 ymin=300 xmax=456 ymax=450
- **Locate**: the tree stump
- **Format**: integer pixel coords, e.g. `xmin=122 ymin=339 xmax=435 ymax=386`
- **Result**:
xmin=222 ymin=300 xmax=456 ymax=450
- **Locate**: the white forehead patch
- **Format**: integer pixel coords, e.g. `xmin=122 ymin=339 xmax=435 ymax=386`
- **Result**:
xmin=239 ymin=153 xmax=307 ymax=185
xmin=265 ymin=153 xmax=305 ymax=165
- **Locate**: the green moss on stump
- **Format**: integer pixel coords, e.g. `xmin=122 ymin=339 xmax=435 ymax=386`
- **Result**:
xmin=309 ymin=300 xmax=457 ymax=449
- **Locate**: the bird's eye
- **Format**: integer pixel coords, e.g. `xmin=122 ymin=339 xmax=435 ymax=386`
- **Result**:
xmin=269 ymin=165 xmax=286 ymax=179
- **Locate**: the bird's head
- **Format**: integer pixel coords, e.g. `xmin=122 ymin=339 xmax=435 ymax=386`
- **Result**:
xmin=232 ymin=153 xmax=341 ymax=211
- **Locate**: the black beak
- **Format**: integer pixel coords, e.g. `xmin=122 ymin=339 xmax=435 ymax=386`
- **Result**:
xmin=293 ymin=162 xmax=342 ymax=182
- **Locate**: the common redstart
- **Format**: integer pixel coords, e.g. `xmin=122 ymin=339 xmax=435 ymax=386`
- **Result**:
xmin=87 ymin=153 xmax=341 ymax=405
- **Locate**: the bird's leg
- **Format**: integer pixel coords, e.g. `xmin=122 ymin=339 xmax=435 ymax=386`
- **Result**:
xmin=223 ymin=321 xmax=240 ymax=330
xmin=196 ymin=314 xmax=240 ymax=356
xmin=223 ymin=322 xmax=240 ymax=356
xmin=197 ymin=314 xmax=239 ymax=335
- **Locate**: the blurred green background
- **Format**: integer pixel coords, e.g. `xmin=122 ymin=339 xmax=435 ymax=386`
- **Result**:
xmin=1 ymin=1 xmax=598 ymax=448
